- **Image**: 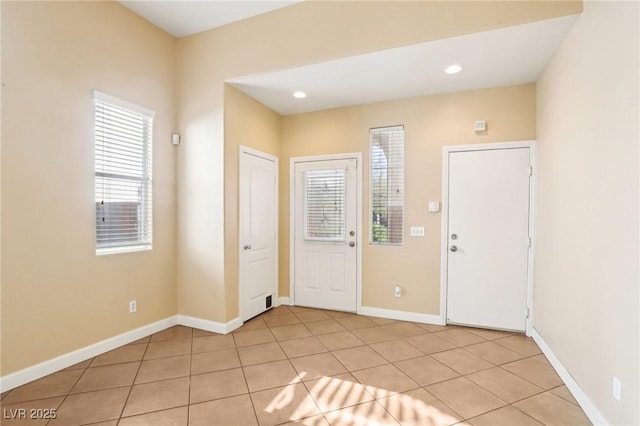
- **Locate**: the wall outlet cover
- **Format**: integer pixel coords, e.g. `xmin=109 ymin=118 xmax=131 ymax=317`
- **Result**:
xmin=613 ymin=377 xmax=621 ymax=401
xmin=410 ymin=226 xmax=425 ymax=237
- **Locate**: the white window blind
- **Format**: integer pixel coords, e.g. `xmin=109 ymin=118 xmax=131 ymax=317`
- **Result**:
xmin=94 ymin=91 xmax=154 ymax=254
xmin=304 ymin=169 xmax=346 ymax=241
xmin=370 ymin=125 xmax=404 ymax=245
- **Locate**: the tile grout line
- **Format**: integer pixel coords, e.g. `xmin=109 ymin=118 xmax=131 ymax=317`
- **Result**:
xmin=232 ymin=323 xmax=262 ymax=426
xmin=288 ymin=308 xmax=375 ymax=425
xmin=186 ymin=327 xmax=193 ymax=426
xmin=41 ymin=360 xmax=92 ymax=426
xmin=465 ymin=402 xmax=544 ymax=425
xmin=114 ymin=337 xmax=151 ymax=423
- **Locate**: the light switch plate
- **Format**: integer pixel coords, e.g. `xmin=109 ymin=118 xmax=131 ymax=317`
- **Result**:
xmin=428 ymin=201 xmax=440 ymax=213
xmin=410 ymin=226 xmax=425 ymax=237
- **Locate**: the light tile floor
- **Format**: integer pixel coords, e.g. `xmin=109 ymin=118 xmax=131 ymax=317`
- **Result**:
xmin=0 ymin=306 xmax=592 ymax=425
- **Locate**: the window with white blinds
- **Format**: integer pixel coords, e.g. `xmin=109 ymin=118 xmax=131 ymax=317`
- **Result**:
xmin=370 ymin=125 xmax=404 ymax=245
xmin=304 ymin=169 xmax=346 ymax=241
xmin=94 ymin=91 xmax=154 ymax=254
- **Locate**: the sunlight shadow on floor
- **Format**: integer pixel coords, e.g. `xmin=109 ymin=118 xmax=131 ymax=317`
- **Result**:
xmin=264 ymin=372 xmax=461 ymax=425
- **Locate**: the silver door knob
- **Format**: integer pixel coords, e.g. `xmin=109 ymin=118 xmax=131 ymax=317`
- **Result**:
xmin=244 ymin=244 xmax=252 ymax=250
xmin=450 ymin=245 xmax=458 ymax=252
xmin=349 ymin=241 xmax=355 ymax=247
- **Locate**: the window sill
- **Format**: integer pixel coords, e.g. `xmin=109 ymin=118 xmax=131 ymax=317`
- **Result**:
xmin=96 ymin=244 xmax=152 ymax=256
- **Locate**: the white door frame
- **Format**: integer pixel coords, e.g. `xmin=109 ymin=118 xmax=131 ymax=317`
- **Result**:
xmin=289 ymin=153 xmax=363 ymax=312
xmin=239 ymin=145 xmax=279 ymax=321
xmin=440 ymin=140 xmax=536 ymax=335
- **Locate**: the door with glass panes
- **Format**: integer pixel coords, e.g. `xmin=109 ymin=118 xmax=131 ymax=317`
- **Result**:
xmin=293 ymin=158 xmax=358 ymax=312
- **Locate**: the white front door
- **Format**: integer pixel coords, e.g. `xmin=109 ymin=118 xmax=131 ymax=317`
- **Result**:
xmin=240 ymin=147 xmax=278 ymax=322
xmin=293 ymin=158 xmax=358 ymax=312
xmin=445 ymin=146 xmax=531 ymax=331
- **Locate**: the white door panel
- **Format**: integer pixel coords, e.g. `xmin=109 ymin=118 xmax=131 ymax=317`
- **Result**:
xmin=294 ymin=158 xmax=357 ymax=312
xmin=446 ymin=147 xmax=530 ymax=331
xmin=240 ymin=149 xmax=277 ymax=321
xmin=328 ymin=253 xmax=345 ymax=293
xmin=305 ymin=252 xmax=321 ymax=291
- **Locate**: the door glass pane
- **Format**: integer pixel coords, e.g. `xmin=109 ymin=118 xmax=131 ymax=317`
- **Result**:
xmin=304 ymin=169 xmax=346 ymax=241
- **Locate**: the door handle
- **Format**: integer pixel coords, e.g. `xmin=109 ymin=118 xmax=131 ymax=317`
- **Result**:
xmin=244 ymin=244 xmax=252 ymax=250
xmin=349 ymin=241 xmax=355 ymax=247
xmin=450 ymin=245 xmax=458 ymax=252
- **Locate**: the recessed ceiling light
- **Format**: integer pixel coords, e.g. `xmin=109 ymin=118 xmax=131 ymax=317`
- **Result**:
xmin=293 ymin=90 xmax=307 ymax=99
xmin=445 ymin=64 xmax=462 ymax=74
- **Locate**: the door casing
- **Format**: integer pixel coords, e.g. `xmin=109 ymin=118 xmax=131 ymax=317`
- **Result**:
xmin=289 ymin=153 xmax=363 ymax=311
xmin=239 ymin=145 xmax=279 ymax=322
xmin=440 ymin=141 xmax=536 ymax=335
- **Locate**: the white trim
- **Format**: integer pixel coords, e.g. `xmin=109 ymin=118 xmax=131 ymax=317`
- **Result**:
xmin=359 ymin=305 xmax=444 ymax=325
xmin=0 ymin=314 xmax=246 ymax=393
xmin=96 ymin=245 xmax=152 ymax=256
xmin=531 ymin=328 xmax=608 ymax=426
xmin=525 ymin=143 xmax=537 ymax=335
xmin=177 ymin=315 xmax=242 ymax=335
xmin=0 ymin=316 xmax=177 ymax=392
xmin=440 ymin=140 xmax=536 ymax=332
xmin=238 ymin=146 xmax=279 ymax=322
xmin=278 ymin=297 xmax=291 ymax=306
xmin=443 ymin=140 xmax=536 ymax=152
xmin=289 ymin=153 xmax=363 ymax=312
xmin=93 ymin=90 xmax=155 ymax=118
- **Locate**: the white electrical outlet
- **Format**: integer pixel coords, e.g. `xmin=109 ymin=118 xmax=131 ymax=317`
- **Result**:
xmin=613 ymin=377 xmax=621 ymax=401
xmin=410 ymin=226 xmax=425 ymax=237
xmin=394 ymin=285 xmax=401 ymax=297
xmin=129 ymin=300 xmax=137 ymax=313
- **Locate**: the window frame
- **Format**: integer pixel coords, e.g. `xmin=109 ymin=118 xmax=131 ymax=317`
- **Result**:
xmin=94 ymin=91 xmax=154 ymax=255
xmin=369 ymin=125 xmax=405 ymax=246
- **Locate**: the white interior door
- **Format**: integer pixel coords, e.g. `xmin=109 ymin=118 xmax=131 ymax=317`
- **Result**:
xmin=293 ymin=158 xmax=358 ymax=312
xmin=446 ymin=147 xmax=531 ymax=331
xmin=240 ymin=148 xmax=277 ymax=322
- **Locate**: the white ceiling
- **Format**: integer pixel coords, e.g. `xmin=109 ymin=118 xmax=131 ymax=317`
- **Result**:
xmin=119 ymin=1 xmax=300 ymax=38
xmin=118 ymin=1 xmax=578 ymax=117
xmin=228 ymin=14 xmax=579 ymax=115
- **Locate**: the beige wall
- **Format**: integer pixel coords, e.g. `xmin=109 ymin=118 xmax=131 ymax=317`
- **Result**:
xmin=535 ymin=1 xmax=639 ymax=425
xmin=223 ymin=85 xmax=281 ymax=319
xmin=1 ymin=1 xmax=177 ymax=375
xmin=280 ymin=84 xmax=536 ymax=314
xmin=0 ymin=0 xmax=592 ymax=387
xmin=176 ymin=0 xmax=581 ymax=322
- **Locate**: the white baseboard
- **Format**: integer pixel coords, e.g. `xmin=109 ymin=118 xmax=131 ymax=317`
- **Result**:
xmin=358 ymin=305 xmax=445 ymax=325
xmin=176 ymin=315 xmax=242 ymax=334
xmin=0 ymin=314 xmax=246 ymax=393
xmin=531 ymin=328 xmax=608 ymax=426
xmin=0 ymin=316 xmax=178 ymax=393
xmin=278 ymin=297 xmax=291 ymax=306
